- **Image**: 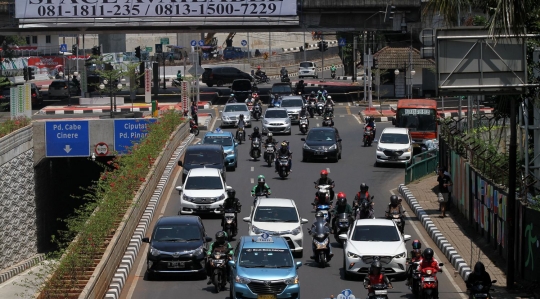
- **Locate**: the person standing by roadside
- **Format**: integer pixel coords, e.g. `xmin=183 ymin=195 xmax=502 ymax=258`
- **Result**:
xmin=437 ymin=167 xmax=452 ymax=218
xmin=191 ymin=101 xmax=199 ymax=125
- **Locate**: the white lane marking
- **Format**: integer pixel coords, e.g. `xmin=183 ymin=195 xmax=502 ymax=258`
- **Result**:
xmin=317 ymin=123 xmax=320 ymax=127
xmin=353 ymin=114 xmax=363 ymax=125
xmin=340 ymin=115 xmax=345 ymax=117
xmin=250 ymin=178 xmax=254 ymax=184
xmin=390 ymin=189 xmax=467 ymax=299
xmin=126 ymin=242 xmax=148 ymax=298
xmin=208 ymin=114 xmax=218 ymax=132
xmin=326 ymin=167 xmax=330 ymax=173
xmin=348 ymin=103 xmax=351 ymax=106
xmin=251 ymin=167 xmax=254 ymax=172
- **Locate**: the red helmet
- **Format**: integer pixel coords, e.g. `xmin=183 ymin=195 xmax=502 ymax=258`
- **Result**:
xmin=320 ymin=170 xmax=328 ymax=177
xmin=257 ymin=66 xmax=261 ymax=69
xmin=337 ymin=192 xmax=347 ymax=206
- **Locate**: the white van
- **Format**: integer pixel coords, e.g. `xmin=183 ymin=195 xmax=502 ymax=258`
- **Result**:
xmin=298 ymin=61 xmax=318 ymax=78
xmin=375 ymin=127 xmax=413 ymax=166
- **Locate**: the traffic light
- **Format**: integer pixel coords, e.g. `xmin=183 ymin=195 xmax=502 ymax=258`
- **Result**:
xmin=91 ymin=46 xmax=101 ymax=56
xmin=318 ymin=41 xmax=323 ymax=52
xmin=323 ymin=41 xmax=328 ymax=52
xmin=135 ymin=46 xmax=141 ymax=59
xmin=384 ymin=4 xmax=395 ymax=23
xmin=28 ymin=67 xmax=35 ymax=80
xmin=373 ymin=56 xmax=379 ymax=69
xmin=23 ymin=67 xmax=28 ymax=81
xmin=72 ymin=45 xmax=77 ymax=54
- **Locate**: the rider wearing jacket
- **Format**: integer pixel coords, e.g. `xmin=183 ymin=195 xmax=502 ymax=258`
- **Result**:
xmin=406 ymin=240 xmax=423 ymax=286
xmin=235 ymin=114 xmax=246 ymax=141
xmin=331 ymin=192 xmax=353 ymax=233
xmin=364 ymin=260 xmax=392 ymax=294
xmin=309 ymin=211 xmax=333 ymax=260
xmin=466 ymin=262 xmax=493 ymax=299
xmin=255 ymin=66 xmax=263 ymax=80
xmin=227 ymin=94 xmax=237 ymax=103
xmin=354 ymin=183 xmax=374 ymax=219
xmin=251 ymin=175 xmax=271 ymax=197
xmin=264 ymin=132 xmax=277 ymax=146
xmin=295 ymin=80 xmax=305 ymax=95
xmin=275 ymin=141 xmax=292 ymax=173
xmin=417 ymin=248 xmax=441 ymax=298
xmin=385 ymin=195 xmax=405 ymax=233
xmin=280 ymin=66 xmax=288 ymax=77
xmin=206 ymin=231 xmax=233 ymax=284
xmin=249 ymin=126 xmax=262 ymax=141
xmin=330 ymin=64 xmax=337 ymax=73
xmin=221 ymin=189 xmax=242 ymax=235
xmin=314 ymin=170 xmax=335 ymax=205
xmin=364 ymin=116 xmax=376 ymax=139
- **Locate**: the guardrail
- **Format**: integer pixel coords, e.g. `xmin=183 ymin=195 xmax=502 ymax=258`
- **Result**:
xmin=405 ymin=149 xmax=439 ymax=185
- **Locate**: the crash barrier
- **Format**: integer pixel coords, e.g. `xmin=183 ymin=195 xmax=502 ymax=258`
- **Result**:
xmin=405 ymin=149 xmax=438 ymax=184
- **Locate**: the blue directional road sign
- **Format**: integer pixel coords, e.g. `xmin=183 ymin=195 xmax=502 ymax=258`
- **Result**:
xmin=199 ymin=40 xmax=205 ymax=46
xmin=338 ymin=38 xmax=346 ymax=47
xmin=59 ymin=43 xmax=68 ymax=52
xmin=45 ymin=121 xmax=90 ymax=157
xmin=114 ymin=119 xmax=157 ymax=154
xmin=191 ymin=40 xmax=197 ymax=47
xmin=241 ymin=40 xmax=248 ymax=47
xmin=155 ymin=44 xmax=163 ymax=54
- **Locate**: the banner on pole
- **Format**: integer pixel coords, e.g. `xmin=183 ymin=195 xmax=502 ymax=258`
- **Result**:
xmin=181 ymin=81 xmax=190 ymax=114
xmin=145 ymin=67 xmax=152 ymax=103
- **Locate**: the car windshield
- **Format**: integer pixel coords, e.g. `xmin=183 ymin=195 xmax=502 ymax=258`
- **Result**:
xmin=185 ymin=176 xmax=223 ymax=190
xmin=153 ymin=224 xmax=201 ymax=242
xmin=224 ymin=104 xmax=248 ymax=112
xmin=254 ymin=207 xmax=299 ymax=222
xmin=233 ymin=81 xmax=251 ymax=91
xmin=265 ymin=110 xmax=288 ymax=118
xmin=281 ymin=99 xmax=304 ymax=107
xmin=300 ymin=62 xmax=313 ymax=68
xmin=351 ymin=225 xmax=400 ymax=242
xmin=203 ymin=136 xmax=233 ymax=146
xmin=306 ymin=130 xmax=335 ymax=142
xmin=380 ymin=133 xmax=409 ymax=144
xmin=272 ymin=85 xmax=292 ymax=93
xmin=239 ymin=248 xmax=293 ymax=268
xmin=184 ymin=152 xmax=222 ymax=164
xmin=50 ymin=82 xmax=67 ymax=87
xmin=396 ymin=108 xmax=437 ymax=132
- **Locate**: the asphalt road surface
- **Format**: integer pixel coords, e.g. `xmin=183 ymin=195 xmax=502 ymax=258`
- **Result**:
xmin=119 ymin=105 xmax=467 ymax=299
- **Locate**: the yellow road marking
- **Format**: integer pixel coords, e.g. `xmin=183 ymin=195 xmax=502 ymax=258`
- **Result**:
xmin=346 ymin=106 xmax=351 ymax=115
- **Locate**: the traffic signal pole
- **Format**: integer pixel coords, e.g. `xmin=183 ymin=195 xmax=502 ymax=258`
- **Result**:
xmin=321 ymin=36 xmax=325 ymax=81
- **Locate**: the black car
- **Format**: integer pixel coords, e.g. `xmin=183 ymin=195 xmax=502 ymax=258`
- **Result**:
xmin=142 ymin=216 xmax=212 ymax=280
xmin=268 ymin=82 xmax=293 ymax=99
xmin=231 ymin=79 xmax=252 ymax=102
xmin=202 ymin=67 xmax=252 ymax=87
xmin=178 ymin=144 xmax=228 ymax=183
xmin=301 ymin=127 xmax=342 ymax=162
xmin=30 ymin=83 xmax=44 ymax=106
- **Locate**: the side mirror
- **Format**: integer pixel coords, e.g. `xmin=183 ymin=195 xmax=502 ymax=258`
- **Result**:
xmin=439 ymin=263 xmax=444 ymax=267
xmin=178 ymin=161 xmax=183 ymax=167
xmin=301 ymin=218 xmax=309 ymax=224
xmin=228 ymin=260 xmax=236 ymax=268
xmin=235 ymin=143 xmax=239 ymax=147
xmin=301 ymin=138 xmax=306 ymax=141
xmin=243 ymin=217 xmax=251 ymax=222
xmin=338 ymin=138 xmax=342 ymax=142
xmin=338 ymin=234 xmax=348 ymax=240
xmin=403 ymin=234 xmax=412 ymax=241
xmin=491 ymin=280 xmax=497 ymax=283
xmin=142 ymin=237 xmax=150 ymax=243
xmin=205 ymin=236 xmax=213 ymax=242
xmin=226 ymin=186 xmax=233 ymax=191
xmin=392 ymin=118 xmax=396 ymax=125
xmin=219 ymin=110 xmax=223 ymax=113
xmin=175 ymin=186 xmax=183 ymax=192
xmin=295 ymin=261 xmax=302 ymax=269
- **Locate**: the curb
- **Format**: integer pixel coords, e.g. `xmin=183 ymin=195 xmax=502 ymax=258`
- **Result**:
xmin=104 ymin=134 xmax=195 ymax=299
xmin=358 ymin=111 xmax=394 ymax=123
xmin=282 ymin=40 xmax=338 ymax=52
xmin=40 ymin=107 xmax=153 ymax=115
xmin=199 ymin=115 xmax=212 ymax=131
xmin=336 ymin=76 xmax=364 ymax=80
xmin=0 ymin=254 xmax=46 ymax=284
xmin=398 ymin=184 xmax=472 ymax=282
xmin=439 ymin=110 xmax=493 ymax=118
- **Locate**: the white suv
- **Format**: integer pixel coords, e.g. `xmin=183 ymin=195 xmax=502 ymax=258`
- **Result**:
xmin=243 ymin=198 xmax=309 ymax=257
xmin=375 ymin=127 xmax=413 ymax=166
xmin=176 ymin=168 xmax=232 ymax=215
xmin=298 ymin=61 xmax=318 ymax=78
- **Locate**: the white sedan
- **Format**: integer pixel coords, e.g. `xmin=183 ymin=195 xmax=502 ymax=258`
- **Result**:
xmin=339 ymin=219 xmax=411 ymax=280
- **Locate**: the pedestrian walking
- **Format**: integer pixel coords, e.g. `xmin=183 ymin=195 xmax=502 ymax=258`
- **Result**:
xmin=437 ymin=167 xmax=452 ymax=218
xmin=191 ymin=101 xmax=199 ymax=125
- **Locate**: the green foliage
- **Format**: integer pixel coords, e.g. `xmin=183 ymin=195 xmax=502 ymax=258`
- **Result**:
xmin=473 ymin=15 xmax=488 ymax=26
xmin=88 ymin=55 xmax=143 ymax=95
xmin=0 ymin=36 xmax=27 ymax=62
xmin=335 ymin=32 xmax=355 ymax=76
xmin=0 ymin=76 xmax=12 ymax=89
xmin=0 ymin=117 xmax=31 ymax=138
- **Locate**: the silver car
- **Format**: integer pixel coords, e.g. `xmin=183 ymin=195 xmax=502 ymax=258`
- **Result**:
xmin=220 ymin=103 xmax=251 ymax=127
xmin=298 ymin=61 xmax=318 ymax=78
xmin=262 ymin=108 xmax=291 ymax=135
xmin=281 ymin=96 xmax=305 ymax=124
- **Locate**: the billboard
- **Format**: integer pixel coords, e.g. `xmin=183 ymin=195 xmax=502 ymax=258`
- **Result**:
xmin=16 ymin=0 xmax=297 ymax=19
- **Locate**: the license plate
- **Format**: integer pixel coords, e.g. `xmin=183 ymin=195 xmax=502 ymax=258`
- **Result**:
xmin=339 ymin=219 xmax=349 ymax=223
xmin=389 ymin=156 xmax=398 ymax=161
xmin=225 ymin=213 xmax=235 ymax=217
xmin=168 ymin=261 xmax=185 ymax=268
xmin=374 ymin=290 xmax=387 ymax=295
xmin=315 ymin=151 xmax=324 ymax=155
xmin=424 ymin=277 xmax=435 ymax=281
xmin=258 ymin=295 xmax=277 ymax=299
xmin=213 ymin=259 xmax=224 ymax=264
xmin=197 ymin=206 xmax=209 ymax=210
xmin=315 ymin=243 xmax=327 ymax=249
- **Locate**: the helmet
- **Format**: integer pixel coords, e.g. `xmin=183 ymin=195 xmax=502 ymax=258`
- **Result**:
xmin=315 ymin=211 xmax=324 ymax=221
xmin=365 ymin=116 xmax=371 ymax=122
xmin=311 ymin=91 xmax=316 ymax=95
xmin=231 ymin=94 xmax=235 ymax=97
xmin=412 ymin=239 xmax=422 ymax=250
xmin=281 ymin=141 xmax=288 ymax=148
xmin=216 ymin=231 xmax=227 ymax=244
xmin=327 ymin=95 xmax=332 ymax=99
xmin=320 ymin=169 xmax=328 ymax=178
xmin=254 ymin=126 xmax=259 ymax=132
xmin=227 ymin=188 xmax=236 ymax=199
xmin=257 ymin=175 xmax=265 ymax=184
xmin=267 ymin=132 xmax=273 ymax=138
xmin=390 ymin=195 xmax=399 ymax=206
xmin=422 ymin=248 xmax=434 ymax=262
xmin=360 ymin=183 xmax=368 ymax=192
xmin=337 ymin=192 xmax=347 ymax=206
xmin=370 ymin=260 xmax=382 ymax=275
xmin=473 ymin=262 xmax=486 ymax=275
xmin=257 ymin=66 xmax=261 ymax=69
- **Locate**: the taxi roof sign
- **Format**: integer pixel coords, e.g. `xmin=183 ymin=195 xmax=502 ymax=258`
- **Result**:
xmin=255 ymin=233 xmax=273 ymax=242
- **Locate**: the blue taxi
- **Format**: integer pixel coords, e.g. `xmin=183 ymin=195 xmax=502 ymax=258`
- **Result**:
xmin=229 ymin=234 xmax=301 ymax=299
xmin=201 ymin=129 xmax=238 ymax=170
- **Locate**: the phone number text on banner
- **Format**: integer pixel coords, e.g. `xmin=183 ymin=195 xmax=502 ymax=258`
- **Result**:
xmin=16 ymin=0 xmax=297 ymax=19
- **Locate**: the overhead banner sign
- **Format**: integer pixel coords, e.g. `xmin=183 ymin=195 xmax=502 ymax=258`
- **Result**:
xmin=15 ymin=0 xmax=297 ymax=19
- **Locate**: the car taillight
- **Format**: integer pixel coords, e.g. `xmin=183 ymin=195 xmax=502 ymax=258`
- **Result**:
xmin=64 ymin=86 xmax=67 ymax=89
xmin=32 ymin=93 xmax=36 ymax=97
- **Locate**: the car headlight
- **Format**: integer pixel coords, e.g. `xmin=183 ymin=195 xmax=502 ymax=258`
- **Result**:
xmin=235 ymin=275 xmax=251 ymax=284
xmin=222 ymin=116 xmax=229 ymax=120
xmin=252 ymin=225 xmax=262 ymax=234
xmin=183 ymin=194 xmax=194 ymax=202
xmin=347 ymin=251 xmax=361 ymax=259
xmin=225 ymin=150 xmax=234 ymax=155
xmin=377 ymin=147 xmax=384 ymax=151
xmin=285 ymin=119 xmax=291 ymax=124
xmin=214 ymin=194 xmax=225 ymax=202
xmin=394 ymin=252 xmax=406 ymax=259
xmin=404 ymin=147 xmax=411 ymax=152
xmin=263 ymin=119 xmax=269 ymax=124
xmin=192 ymin=245 xmax=204 ymax=256
xmin=328 ymin=144 xmax=337 ymax=150
xmin=291 ymin=226 xmax=302 ymax=235
xmin=285 ymin=275 xmax=299 ymax=285
xmin=150 ymin=247 xmax=161 ymax=256
xmin=303 ymin=143 xmax=311 ymax=150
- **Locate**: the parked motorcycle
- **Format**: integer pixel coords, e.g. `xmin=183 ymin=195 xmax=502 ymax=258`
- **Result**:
xmin=299 ymin=117 xmax=309 ymax=134
xmin=333 ymin=212 xmax=352 ymax=245
xmin=419 ymin=263 xmax=444 ymax=299
xmin=264 ymin=143 xmax=276 ymax=167
xmin=322 ymin=115 xmax=333 ymax=127
xmin=281 ymin=73 xmax=290 ymax=83
xmin=209 ymin=248 xmax=231 ymax=293
xmin=469 ymin=280 xmax=497 ymax=299
xmin=277 ymin=155 xmax=291 ymax=178
xmin=220 ymin=207 xmax=238 ymax=241
xmin=236 ymin=127 xmax=245 ymax=144
xmin=190 ymin=118 xmax=199 ymax=136
xmin=250 ymin=137 xmax=262 ymax=160
xmin=364 ymin=127 xmax=375 ymax=147
xmin=308 ymin=220 xmax=331 ymax=268
xmin=252 ymin=104 xmax=262 ymax=120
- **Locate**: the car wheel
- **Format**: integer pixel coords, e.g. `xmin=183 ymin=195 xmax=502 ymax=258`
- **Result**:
xmin=375 ymin=161 xmax=380 ymax=167
xmin=343 ymin=259 xmax=353 ymax=280
xmin=217 ymin=80 xmax=224 ymax=87
xmin=207 ymin=83 xmax=214 ymax=87
xmin=294 ymin=250 xmax=303 ymax=258
xmin=338 ymin=151 xmax=342 ymax=159
xmin=146 ymin=269 xmax=156 ymax=281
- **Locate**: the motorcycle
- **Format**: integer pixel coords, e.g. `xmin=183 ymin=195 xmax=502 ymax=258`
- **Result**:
xmin=270 ymin=95 xmax=282 ymax=108
xmin=209 ymin=248 xmax=231 ymax=293
xmin=316 ymin=101 xmax=325 ymax=116
xmin=322 ymin=115 xmax=333 ymax=127
xmin=252 ymin=104 xmax=262 ymax=121
xmin=236 ymin=127 xmax=245 ymax=144
xmin=255 ymin=72 xmax=270 ymax=84
xmin=355 ymin=196 xmax=375 ymax=219
xmin=172 ymin=78 xmax=182 ymax=88
xmin=308 ymin=220 xmax=331 ymax=268
xmin=277 ymin=155 xmax=291 ymax=178
xmin=250 ymin=137 xmax=261 ymax=160
xmin=333 ymin=212 xmax=352 ymax=245
xmin=308 ymin=100 xmax=316 ymax=118
xmin=253 ymin=191 xmax=269 ymax=205
xmin=313 ymin=203 xmax=332 ymax=224
xmin=281 ymin=73 xmax=290 ymax=83
xmin=365 ymin=284 xmax=390 ymax=299
xmin=314 ymin=184 xmax=333 ymax=207
xmin=264 ymin=143 xmax=276 ymax=167
xmin=324 ymin=105 xmax=334 ymax=116
xmin=364 ymin=127 xmax=375 ymax=147
xmin=331 ymin=70 xmax=336 ymax=79
xmin=419 ymin=264 xmax=444 ymax=299
xmin=469 ymin=280 xmax=497 ymax=299
xmin=390 ymin=213 xmax=404 ymax=234
xmin=407 ymin=259 xmax=422 ymax=296
xmin=190 ymin=118 xmax=200 ymax=136
xmin=299 ymin=117 xmax=309 ymax=134
xmin=220 ymin=207 xmax=237 ymax=241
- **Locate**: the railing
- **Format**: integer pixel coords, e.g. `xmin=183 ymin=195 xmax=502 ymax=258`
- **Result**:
xmin=405 ymin=149 xmax=439 ymax=184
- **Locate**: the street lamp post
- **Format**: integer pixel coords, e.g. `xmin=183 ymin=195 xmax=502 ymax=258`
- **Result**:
xmin=394 ymin=68 xmax=415 ymax=99
xmin=99 ymin=76 xmax=123 ymax=118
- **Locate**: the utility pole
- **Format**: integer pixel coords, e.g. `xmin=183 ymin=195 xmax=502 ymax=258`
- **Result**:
xmin=363 ymin=31 xmax=367 ymax=102
xmin=269 ymin=32 xmax=271 ymax=67
xmin=507 ymin=99 xmax=517 ymax=289
xmin=353 ymin=36 xmax=357 ymax=83
xmin=321 ymin=35 xmax=325 ymax=81
xmin=303 ymin=30 xmax=307 ymax=62
xmin=368 ymin=48 xmax=372 ymax=109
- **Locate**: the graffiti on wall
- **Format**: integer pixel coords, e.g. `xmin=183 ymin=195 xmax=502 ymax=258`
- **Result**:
xmin=524 ymin=223 xmax=539 ymax=271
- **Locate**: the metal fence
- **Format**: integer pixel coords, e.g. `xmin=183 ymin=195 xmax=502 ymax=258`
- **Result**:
xmin=405 ymin=150 xmax=439 ymax=184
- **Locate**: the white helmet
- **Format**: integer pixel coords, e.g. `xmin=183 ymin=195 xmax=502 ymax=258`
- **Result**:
xmin=327 ymin=95 xmax=332 ymax=99
xmin=267 ymin=132 xmax=273 ymax=137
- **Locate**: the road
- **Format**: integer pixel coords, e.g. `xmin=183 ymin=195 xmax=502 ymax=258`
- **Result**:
xmin=119 ymin=105 xmax=467 ymax=299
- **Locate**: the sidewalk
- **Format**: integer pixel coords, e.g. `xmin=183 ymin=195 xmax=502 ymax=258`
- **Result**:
xmin=399 ymin=175 xmax=535 ymax=299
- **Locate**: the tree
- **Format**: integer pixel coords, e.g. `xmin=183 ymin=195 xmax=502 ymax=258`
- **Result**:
xmin=0 ymin=36 xmax=27 ymax=62
xmin=336 ymin=32 xmax=357 ymax=76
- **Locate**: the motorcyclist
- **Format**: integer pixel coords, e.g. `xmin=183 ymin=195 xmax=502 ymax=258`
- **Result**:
xmin=271 ymin=94 xmax=281 ymax=107
xmin=385 ymin=195 xmax=405 ymax=233
xmin=363 ymin=260 xmax=393 ymax=295
xmin=249 ymin=126 xmax=262 ymax=141
xmin=221 ymin=189 xmax=242 ymax=235
xmin=406 ymin=240 xmax=423 ymax=287
xmin=466 ymin=262 xmax=493 ymax=299
xmin=264 ymin=132 xmax=277 ymax=146
xmin=330 ymin=64 xmax=337 ymax=74
xmin=235 ymin=114 xmax=246 ymax=141
xmin=280 ymin=66 xmax=288 ymax=77
xmin=309 ymin=211 xmax=333 ymax=260
xmin=331 ymin=192 xmax=353 ymax=233
xmin=206 ymin=231 xmax=233 ymax=285
xmin=275 ymin=141 xmax=292 ymax=173
xmin=417 ymin=248 xmax=441 ymax=298
xmin=227 ymin=93 xmax=237 ymax=103
xmin=251 ymin=175 xmax=271 ymax=197
xmin=176 ymin=70 xmax=182 ymax=81
xmin=295 ymin=80 xmax=305 ymax=95
xmin=314 ymin=170 xmax=335 ymax=205
xmin=308 ymin=91 xmax=317 ymax=103
xmin=317 ymin=90 xmax=326 ymax=102
xmin=255 ymin=66 xmax=263 ymax=81
xmin=353 ymin=183 xmax=374 ymax=219
xmin=245 ymin=95 xmax=254 ymax=105
xmin=364 ymin=116 xmax=376 ymax=139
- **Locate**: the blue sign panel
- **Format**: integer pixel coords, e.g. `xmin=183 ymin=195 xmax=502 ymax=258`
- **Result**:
xmin=198 ymin=40 xmax=205 ymax=46
xmin=191 ymin=40 xmax=197 ymax=46
xmin=241 ymin=40 xmax=248 ymax=47
xmin=114 ymin=119 xmax=157 ymax=154
xmin=338 ymin=38 xmax=346 ymax=47
xmin=59 ymin=44 xmax=68 ymax=52
xmin=45 ymin=121 xmax=90 ymax=157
